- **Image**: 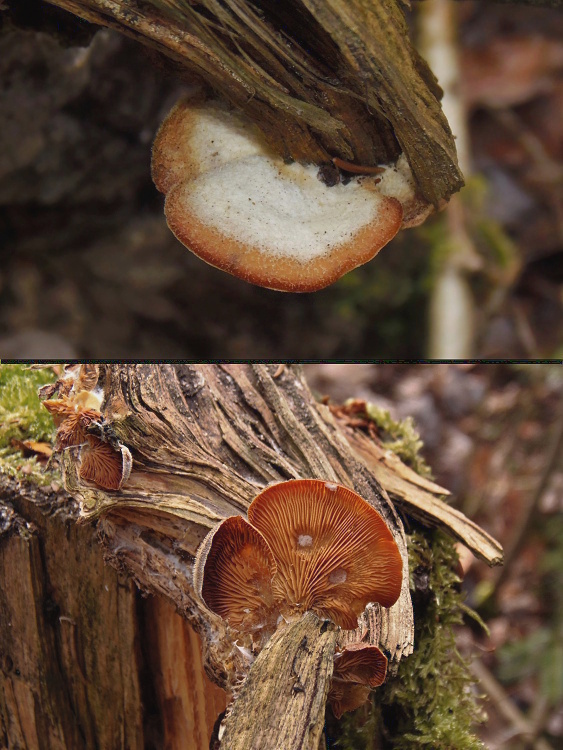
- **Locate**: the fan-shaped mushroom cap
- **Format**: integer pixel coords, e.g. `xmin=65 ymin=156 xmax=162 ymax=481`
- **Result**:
xmin=152 ymin=99 xmax=403 ymax=292
xmin=333 ymin=643 xmax=388 ymax=688
xmin=79 ymin=436 xmax=126 ymax=491
xmin=247 ymin=479 xmax=403 ymax=629
xmin=328 ymin=681 xmax=372 ymax=719
xmin=328 ymin=644 xmax=387 ymax=718
xmin=194 ymin=515 xmax=280 ymax=635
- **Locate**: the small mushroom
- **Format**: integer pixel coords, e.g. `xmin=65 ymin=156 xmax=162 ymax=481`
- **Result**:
xmin=328 ymin=643 xmax=388 ymax=718
xmin=43 ymin=394 xmax=102 ymax=450
xmin=194 ymin=515 xmax=280 ymax=637
xmin=43 ymin=388 xmax=130 ymax=491
xmin=78 ymin=436 xmax=129 ymax=491
xmin=247 ymin=479 xmax=403 ymax=629
xmin=327 ymin=681 xmax=372 ymax=719
xmin=152 ymin=99 xmax=404 ymax=292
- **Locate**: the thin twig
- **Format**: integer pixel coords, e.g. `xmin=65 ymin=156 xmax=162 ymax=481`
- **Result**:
xmin=491 ymin=398 xmax=563 ymax=594
xmin=470 ymin=660 xmax=555 ymax=750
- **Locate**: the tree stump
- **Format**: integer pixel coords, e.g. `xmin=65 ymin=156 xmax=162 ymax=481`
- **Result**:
xmin=1 ymin=364 xmax=502 ymax=748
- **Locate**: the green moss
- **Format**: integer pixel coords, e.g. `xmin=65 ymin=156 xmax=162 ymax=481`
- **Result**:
xmin=329 ymin=400 xmax=485 ymax=749
xmin=332 ymin=529 xmax=485 ymax=750
xmin=359 ymin=400 xmax=432 ymax=478
xmin=0 ymin=364 xmax=59 ymax=485
xmin=377 ymin=528 xmax=485 ymax=749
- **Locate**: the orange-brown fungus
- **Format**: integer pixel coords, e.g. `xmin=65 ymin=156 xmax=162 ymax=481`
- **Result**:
xmin=43 ymin=396 xmax=101 ymax=450
xmin=328 ymin=644 xmax=387 ymax=717
xmin=197 ymin=516 xmax=279 ymax=635
xmin=328 ymin=681 xmax=371 ymax=719
xmin=333 ymin=643 xmax=388 ymax=688
xmin=79 ymin=437 xmax=124 ymax=491
xmin=247 ymin=479 xmax=402 ymax=629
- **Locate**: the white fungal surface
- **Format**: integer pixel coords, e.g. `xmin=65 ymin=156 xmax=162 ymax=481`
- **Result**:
xmin=185 ymin=156 xmax=389 ymax=260
xmin=375 ymin=153 xmax=416 ymax=205
xmin=297 ymin=534 xmax=314 ymax=548
xmin=177 ymin=102 xmax=397 ymax=261
xmin=328 ymin=568 xmax=347 ymax=584
xmin=324 ymin=482 xmax=338 ymax=492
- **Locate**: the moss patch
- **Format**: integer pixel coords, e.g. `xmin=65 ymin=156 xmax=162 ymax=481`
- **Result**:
xmin=360 ymin=400 xmax=432 ymax=478
xmin=331 ymin=529 xmax=485 ymax=750
xmin=325 ymin=397 xmax=485 ymax=749
xmin=0 ymin=364 xmax=59 ymax=485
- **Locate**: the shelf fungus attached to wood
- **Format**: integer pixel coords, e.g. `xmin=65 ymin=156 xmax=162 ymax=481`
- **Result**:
xmin=151 ymin=99 xmax=431 ymax=292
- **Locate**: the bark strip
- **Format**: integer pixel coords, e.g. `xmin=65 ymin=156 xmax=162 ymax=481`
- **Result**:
xmin=219 ymin=612 xmax=337 ymax=750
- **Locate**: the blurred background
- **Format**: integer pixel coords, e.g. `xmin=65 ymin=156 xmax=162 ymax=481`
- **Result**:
xmin=0 ymin=0 xmax=562 ymax=358
xmin=304 ymin=362 xmax=563 ymax=750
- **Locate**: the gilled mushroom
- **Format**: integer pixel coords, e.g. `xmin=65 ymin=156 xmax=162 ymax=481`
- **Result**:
xmin=194 ymin=515 xmax=279 ymax=637
xmin=247 ymin=479 xmax=403 ymax=629
xmin=328 ymin=643 xmax=388 ymax=718
xmin=152 ymin=99 xmax=405 ymax=292
xmin=43 ymin=392 xmax=102 ymax=450
xmin=327 ymin=682 xmax=371 ymax=720
xmin=196 ymin=479 xmax=402 ymax=634
xmin=78 ymin=437 xmax=129 ymax=491
xmin=43 ymin=388 xmax=130 ymax=491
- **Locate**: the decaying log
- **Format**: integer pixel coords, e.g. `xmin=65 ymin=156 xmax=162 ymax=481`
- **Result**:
xmin=42 ymin=0 xmax=463 ymax=207
xmin=0 ymin=474 xmax=226 ymax=750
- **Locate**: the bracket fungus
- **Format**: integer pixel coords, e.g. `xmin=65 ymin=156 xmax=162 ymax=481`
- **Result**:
xmin=151 ymin=99 xmax=424 ymax=292
xmin=194 ymin=477 xmax=402 ymax=644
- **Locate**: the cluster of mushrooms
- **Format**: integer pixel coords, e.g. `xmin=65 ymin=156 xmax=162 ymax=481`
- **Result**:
xmin=152 ymin=96 xmax=428 ymax=292
xmin=194 ymin=479 xmax=403 ymax=717
xmin=41 ymin=371 xmax=403 ymax=718
xmin=41 ymin=365 xmax=130 ymax=491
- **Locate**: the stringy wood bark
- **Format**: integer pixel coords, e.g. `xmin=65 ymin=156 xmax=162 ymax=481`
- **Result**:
xmin=219 ymin=613 xmax=337 ymax=750
xmin=43 ymin=0 xmax=463 ymax=207
xmin=0 ymin=475 xmax=226 ymax=750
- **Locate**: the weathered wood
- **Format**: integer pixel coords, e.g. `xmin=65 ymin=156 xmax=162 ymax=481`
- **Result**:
xmin=0 ymin=478 xmax=144 ymax=750
xmin=143 ymin=595 xmax=227 ymax=750
xmin=0 ymin=473 xmax=228 ymax=750
xmin=219 ymin=612 xmax=337 ymax=750
xmin=43 ymin=0 xmax=464 ymax=206
xmin=59 ymin=364 xmax=415 ymax=692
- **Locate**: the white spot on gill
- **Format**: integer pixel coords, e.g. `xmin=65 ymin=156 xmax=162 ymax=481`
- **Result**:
xmin=325 ymin=482 xmax=338 ymax=492
xmin=297 ymin=534 xmax=313 ymax=548
xmin=328 ymin=568 xmax=347 ymax=584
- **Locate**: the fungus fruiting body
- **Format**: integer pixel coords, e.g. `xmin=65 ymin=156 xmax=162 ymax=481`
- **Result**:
xmin=42 ymin=371 xmax=130 ymax=491
xmin=195 ymin=478 xmax=402 ymax=634
xmin=195 ymin=479 xmax=403 ymax=718
xmin=247 ymin=479 xmax=403 ymax=629
xmin=197 ymin=515 xmax=279 ymax=635
xmin=152 ymin=99 xmax=421 ymax=292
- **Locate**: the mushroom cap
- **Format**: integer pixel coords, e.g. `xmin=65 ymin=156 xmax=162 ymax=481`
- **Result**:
xmin=333 ymin=643 xmax=388 ymax=688
xmin=152 ymin=99 xmax=403 ymax=292
xmin=328 ymin=680 xmax=371 ymax=719
xmin=79 ymin=436 xmax=125 ymax=491
xmin=194 ymin=515 xmax=280 ymax=634
xmin=247 ymin=479 xmax=403 ymax=629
